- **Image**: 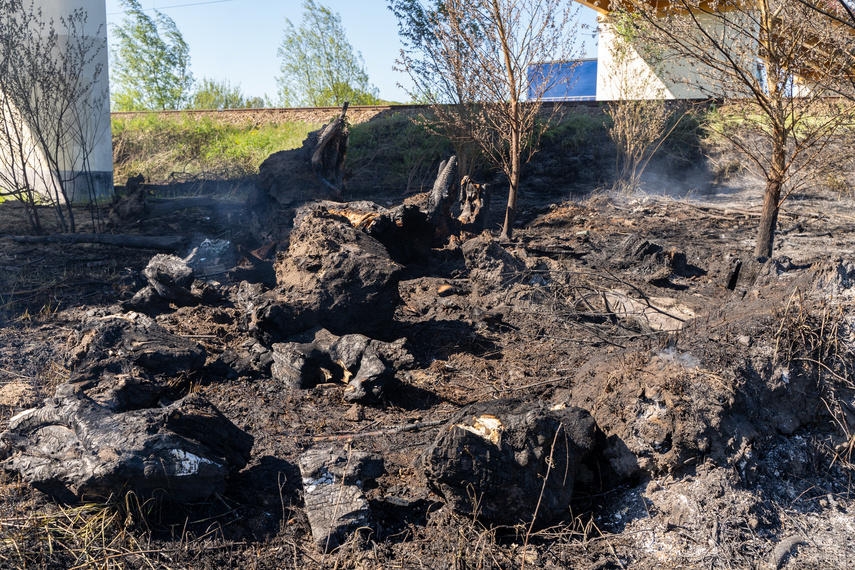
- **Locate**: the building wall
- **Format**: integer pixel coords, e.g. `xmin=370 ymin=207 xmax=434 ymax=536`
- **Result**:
xmin=596 ymin=11 xmax=750 ymax=101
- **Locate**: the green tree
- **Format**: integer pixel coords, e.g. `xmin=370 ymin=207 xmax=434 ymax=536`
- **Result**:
xmin=110 ymin=0 xmax=193 ymax=111
xmin=191 ymin=78 xmax=265 ymax=109
xmin=277 ymin=0 xmax=379 ymax=107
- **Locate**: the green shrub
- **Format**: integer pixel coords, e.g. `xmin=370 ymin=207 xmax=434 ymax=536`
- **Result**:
xmin=541 ymin=110 xmax=612 ymax=153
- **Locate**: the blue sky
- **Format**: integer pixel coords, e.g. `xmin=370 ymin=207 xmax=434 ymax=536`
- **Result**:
xmin=104 ymin=1 xmax=599 ymax=104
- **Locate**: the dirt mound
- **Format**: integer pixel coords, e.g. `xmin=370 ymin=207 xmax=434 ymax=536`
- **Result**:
xmin=238 ymin=208 xmax=403 ymax=343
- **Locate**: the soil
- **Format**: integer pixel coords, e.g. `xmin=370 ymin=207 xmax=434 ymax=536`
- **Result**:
xmin=0 ymin=173 xmax=854 ymax=569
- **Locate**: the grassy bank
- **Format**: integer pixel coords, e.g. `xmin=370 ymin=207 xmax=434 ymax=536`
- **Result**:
xmin=111 ymin=114 xmax=323 ymax=186
xmin=109 ymin=108 xmax=631 ymax=197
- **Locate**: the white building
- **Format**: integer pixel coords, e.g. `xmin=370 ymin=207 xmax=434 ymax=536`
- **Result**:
xmin=575 ymin=0 xmax=749 ymax=101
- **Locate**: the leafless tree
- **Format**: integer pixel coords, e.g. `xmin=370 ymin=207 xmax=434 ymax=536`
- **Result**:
xmin=391 ymin=0 xmax=582 ymax=240
xmin=0 ymin=0 xmax=108 ymax=234
xmin=612 ymin=0 xmax=855 ymax=258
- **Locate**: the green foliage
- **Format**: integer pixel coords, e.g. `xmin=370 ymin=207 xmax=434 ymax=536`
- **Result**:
xmin=110 ymin=0 xmax=194 ymax=111
xmin=277 ymin=0 xmax=380 ymax=107
xmin=111 ymin=114 xmax=321 ymax=183
xmin=191 ymin=78 xmax=266 ymax=109
xmin=347 ymin=114 xmax=452 ymax=194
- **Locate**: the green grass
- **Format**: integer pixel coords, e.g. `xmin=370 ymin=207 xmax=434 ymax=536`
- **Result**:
xmin=111 ymin=113 xmax=322 ymax=186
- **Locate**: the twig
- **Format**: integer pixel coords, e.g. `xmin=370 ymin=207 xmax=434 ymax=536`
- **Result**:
xmin=506 ymin=376 xmax=573 ymax=392
xmin=522 ymin=426 xmax=563 ymax=570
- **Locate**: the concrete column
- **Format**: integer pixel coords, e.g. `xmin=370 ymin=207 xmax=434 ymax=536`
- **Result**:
xmin=0 ymin=0 xmax=113 ymax=203
xmin=596 ymin=14 xmax=715 ymax=102
xmin=42 ymin=0 xmax=113 ymax=201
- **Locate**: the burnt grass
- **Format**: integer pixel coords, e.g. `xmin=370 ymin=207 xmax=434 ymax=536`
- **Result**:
xmin=0 ymin=174 xmax=855 ymax=569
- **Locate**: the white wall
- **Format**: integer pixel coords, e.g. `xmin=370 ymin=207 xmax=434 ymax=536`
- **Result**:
xmin=596 ymin=12 xmax=740 ymax=101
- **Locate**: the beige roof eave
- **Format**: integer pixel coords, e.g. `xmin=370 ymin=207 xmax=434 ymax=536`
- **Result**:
xmin=575 ymin=1 xmax=733 ymax=16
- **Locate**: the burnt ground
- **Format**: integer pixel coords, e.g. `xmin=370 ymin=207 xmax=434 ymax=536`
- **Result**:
xmin=0 ymin=178 xmax=854 ymax=569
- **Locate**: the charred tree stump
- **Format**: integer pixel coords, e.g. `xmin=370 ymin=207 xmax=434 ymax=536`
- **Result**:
xmin=458 ymin=175 xmax=490 ymax=233
xmin=423 ymin=157 xmax=459 ymax=244
xmin=312 ymin=102 xmax=350 ymax=196
xmin=420 ymin=399 xmax=600 ymax=527
xmin=250 ymin=104 xmax=352 ymax=244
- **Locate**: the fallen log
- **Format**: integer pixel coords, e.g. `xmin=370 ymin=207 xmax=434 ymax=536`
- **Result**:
xmin=6 ymin=234 xmax=185 ymax=251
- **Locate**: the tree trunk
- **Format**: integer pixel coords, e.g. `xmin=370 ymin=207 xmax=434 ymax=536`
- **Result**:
xmin=754 ymin=177 xmax=782 ymax=259
xmin=501 ymin=152 xmax=520 ymax=241
xmin=755 ymin=119 xmax=787 ymax=259
xmin=493 ymin=0 xmax=520 ymax=241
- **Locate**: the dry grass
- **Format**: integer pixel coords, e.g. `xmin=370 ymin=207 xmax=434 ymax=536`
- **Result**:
xmin=773 ymin=290 xmax=855 ymax=467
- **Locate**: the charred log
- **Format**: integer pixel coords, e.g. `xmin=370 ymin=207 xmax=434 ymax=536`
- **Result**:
xmin=7 ymin=234 xmax=186 ymax=251
xmin=270 ymin=327 xmax=413 ymax=403
xmin=141 ymin=254 xmax=199 ymax=306
xmin=65 ymin=313 xmax=207 ymax=381
xmin=0 ymin=389 xmax=251 ymax=503
xmin=109 ymin=175 xmax=241 ymax=226
xmin=298 ymin=447 xmax=383 ymax=550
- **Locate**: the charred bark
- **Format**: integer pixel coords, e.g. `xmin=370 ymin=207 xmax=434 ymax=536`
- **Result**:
xmin=311 ymin=102 xmax=350 ymax=195
xmin=420 ymin=399 xmax=601 ymax=526
xmin=755 ymin=177 xmax=783 ymax=259
xmin=458 ymin=175 xmax=490 ymax=233
xmin=298 ymin=447 xmax=383 ymax=550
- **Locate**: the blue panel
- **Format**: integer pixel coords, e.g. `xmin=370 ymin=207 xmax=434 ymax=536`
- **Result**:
xmin=527 ymin=60 xmax=597 ymax=101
